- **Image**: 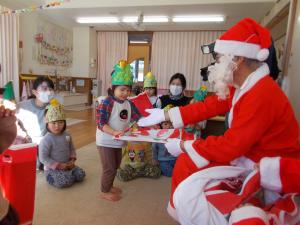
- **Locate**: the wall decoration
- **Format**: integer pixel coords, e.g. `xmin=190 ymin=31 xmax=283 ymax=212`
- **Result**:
xmin=76 ymin=79 xmax=85 ymax=87
xmin=35 ymin=18 xmax=73 ymax=68
xmin=0 ymin=0 xmax=71 ymax=15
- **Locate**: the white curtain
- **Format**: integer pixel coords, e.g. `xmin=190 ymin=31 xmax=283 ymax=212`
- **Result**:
xmin=0 ymin=6 xmax=19 ymax=100
xmin=97 ymin=32 xmax=128 ymax=96
xmin=151 ymin=31 xmax=223 ymax=90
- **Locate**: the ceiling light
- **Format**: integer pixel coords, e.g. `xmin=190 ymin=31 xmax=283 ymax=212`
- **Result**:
xmin=172 ymin=15 xmax=225 ymax=22
xmin=122 ymin=17 xmax=139 ymax=23
xmin=143 ymin=16 xmax=169 ymax=23
xmin=76 ymin=17 xmax=119 ymax=24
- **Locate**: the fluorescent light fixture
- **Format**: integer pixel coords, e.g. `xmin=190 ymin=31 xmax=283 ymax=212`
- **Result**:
xmin=122 ymin=17 xmax=139 ymax=23
xmin=172 ymin=15 xmax=225 ymax=22
xmin=130 ymin=40 xmax=149 ymax=44
xmin=76 ymin=17 xmax=119 ymax=24
xmin=143 ymin=16 xmax=169 ymax=23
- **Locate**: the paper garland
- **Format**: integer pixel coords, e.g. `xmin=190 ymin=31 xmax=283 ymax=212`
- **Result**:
xmin=0 ymin=0 xmax=71 ymax=15
xmin=37 ymin=37 xmax=73 ymax=67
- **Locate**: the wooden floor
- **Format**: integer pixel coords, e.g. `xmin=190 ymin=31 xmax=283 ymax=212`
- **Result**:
xmin=65 ymin=109 xmax=96 ymax=149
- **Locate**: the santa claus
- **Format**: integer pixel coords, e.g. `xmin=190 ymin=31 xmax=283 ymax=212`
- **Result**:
xmin=138 ymin=18 xmax=300 ymax=224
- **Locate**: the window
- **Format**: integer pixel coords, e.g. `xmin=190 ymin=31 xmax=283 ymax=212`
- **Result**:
xmin=130 ymin=58 xmax=144 ymax=82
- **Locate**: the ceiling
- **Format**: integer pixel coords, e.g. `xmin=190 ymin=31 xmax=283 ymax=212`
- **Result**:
xmin=0 ymin=0 xmax=276 ymax=31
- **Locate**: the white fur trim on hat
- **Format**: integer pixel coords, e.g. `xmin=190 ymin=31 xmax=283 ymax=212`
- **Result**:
xmin=215 ymin=39 xmax=269 ymax=61
xmin=229 ymin=206 xmax=269 ymax=225
xmin=257 ymin=48 xmax=269 ymax=61
xmin=260 ymin=157 xmax=282 ymax=192
xmin=184 ymin=141 xmax=209 ymax=168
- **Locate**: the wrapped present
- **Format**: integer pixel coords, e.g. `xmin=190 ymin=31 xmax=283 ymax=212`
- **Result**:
xmin=115 ymin=128 xmax=197 ymax=143
xmin=0 ymin=143 xmax=37 ymax=225
xmin=129 ymin=92 xmax=153 ymax=117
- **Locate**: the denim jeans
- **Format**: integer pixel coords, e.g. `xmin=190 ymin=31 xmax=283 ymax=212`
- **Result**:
xmin=159 ymin=160 xmax=176 ymax=177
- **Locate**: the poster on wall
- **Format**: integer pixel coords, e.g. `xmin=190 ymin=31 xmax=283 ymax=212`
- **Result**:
xmin=36 ymin=18 xmax=73 ymax=69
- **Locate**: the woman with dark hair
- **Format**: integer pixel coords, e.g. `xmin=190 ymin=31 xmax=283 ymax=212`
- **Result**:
xmin=16 ymin=76 xmax=55 ymax=170
xmin=158 ymin=73 xmax=191 ymax=109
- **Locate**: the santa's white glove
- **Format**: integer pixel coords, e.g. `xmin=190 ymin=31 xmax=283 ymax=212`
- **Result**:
xmin=137 ymin=108 xmax=166 ymax=127
xmin=165 ymin=138 xmax=183 ymax=157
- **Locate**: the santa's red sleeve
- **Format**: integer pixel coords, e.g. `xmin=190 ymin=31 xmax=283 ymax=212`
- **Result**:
xmin=260 ymin=157 xmax=300 ymax=194
xmin=169 ymin=88 xmax=273 ymax=168
xmin=168 ymin=92 xmax=232 ymax=128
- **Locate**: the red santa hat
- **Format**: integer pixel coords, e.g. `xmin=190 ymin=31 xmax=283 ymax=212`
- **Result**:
xmin=214 ymin=18 xmax=271 ymax=61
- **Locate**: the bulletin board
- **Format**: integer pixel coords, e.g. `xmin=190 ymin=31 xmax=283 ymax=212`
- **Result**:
xmin=35 ymin=19 xmax=73 ymax=68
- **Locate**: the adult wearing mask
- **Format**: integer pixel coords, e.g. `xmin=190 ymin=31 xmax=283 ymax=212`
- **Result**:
xmin=157 ymin=73 xmax=191 ymax=109
xmin=138 ymin=18 xmax=300 ymax=224
xmin=16 ymin=76 xmax=54 ymax=170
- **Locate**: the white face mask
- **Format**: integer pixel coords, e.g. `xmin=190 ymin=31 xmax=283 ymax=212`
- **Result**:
xmin=37 ymin=91 xmax=53 ymax=103
xmin=170 ymin=85 xmax=182 ymax=96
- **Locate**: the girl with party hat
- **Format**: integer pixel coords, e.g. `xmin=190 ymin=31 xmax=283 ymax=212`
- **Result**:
xmin=143 ymin=72 xmax=161 ymax=108
xmin=115 ymin=71 xmax=161 ymax=182
xmin=39 ymin=99 xmax=86 ymax=188
xmin=96 ymin=60 xmax=141 ymax=202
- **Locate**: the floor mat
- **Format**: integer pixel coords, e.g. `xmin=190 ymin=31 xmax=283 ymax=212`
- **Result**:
xmin=34 ymin=142 xmax=177 ymax=225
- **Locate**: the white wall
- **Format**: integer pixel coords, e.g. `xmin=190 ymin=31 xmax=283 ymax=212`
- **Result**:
xmin=19 ymin=13 xmax=72 ymax=76
xmin=287 ymin=1 xmax=300 ymax=123
xmin=71 ymin=27 xmax=90 ymax=77
xmin=89 ymin=27 xmax=97 ymax=78
xmin=71 ymin=27 xmax=97 ymax=78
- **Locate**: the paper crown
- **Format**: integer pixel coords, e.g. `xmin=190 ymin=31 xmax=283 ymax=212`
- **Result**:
xmin=45 ymin=99 xmax=66 ymax=123
xmin=214 ymin=18 xmax=271 ymax=61
xmin=111 ymin=60 xmax=133 ymax=86
xmin=193 ymin=85 xmax=208 ymax=102
xmin=143 ymin=72 xmax=157 ymax=88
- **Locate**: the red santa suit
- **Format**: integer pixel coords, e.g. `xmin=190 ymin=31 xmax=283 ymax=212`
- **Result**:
xmin=166 ymin=18 xmax=300 ymax=223
xmin=229 ymin=157 xmax=300 ymax=225
xmin=171 ymin=157 xmax=300 ymax=225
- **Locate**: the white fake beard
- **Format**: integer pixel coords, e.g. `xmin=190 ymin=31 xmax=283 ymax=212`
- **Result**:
xmin=208 ymin=55 xmax=237 ymax=100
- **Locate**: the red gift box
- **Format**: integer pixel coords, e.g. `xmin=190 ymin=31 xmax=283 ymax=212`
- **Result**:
xmin=130 ymin=92 xmax=153 ymax=117
xmin=0 ymin=143 xmax=37 ymax=225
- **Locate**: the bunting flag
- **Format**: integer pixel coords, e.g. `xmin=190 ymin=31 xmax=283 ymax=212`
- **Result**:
xmin=0 ymin=0 xmax=71 ymax=15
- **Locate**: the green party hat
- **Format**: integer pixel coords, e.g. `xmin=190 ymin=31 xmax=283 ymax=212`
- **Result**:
xmin=3 ymin=81 xmax=15 ymax=101
xmin=111 ymin=60 xmax=133 ymax=86
xmin=143 ymin=72 xmax=157 ymax=88
xmin=193 ymin=85 xmax=208 ymax=102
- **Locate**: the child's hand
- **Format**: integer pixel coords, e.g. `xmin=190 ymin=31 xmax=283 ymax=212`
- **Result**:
xmin=66 ymin=160 xmax=75 ymax=170
xmin=112 ymin=130 xmax=124 ymax=137
xmin=150 ymin=124 xmax=161 ymax=130
xmin=57 ymin=163 xmax=69 ymax=170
